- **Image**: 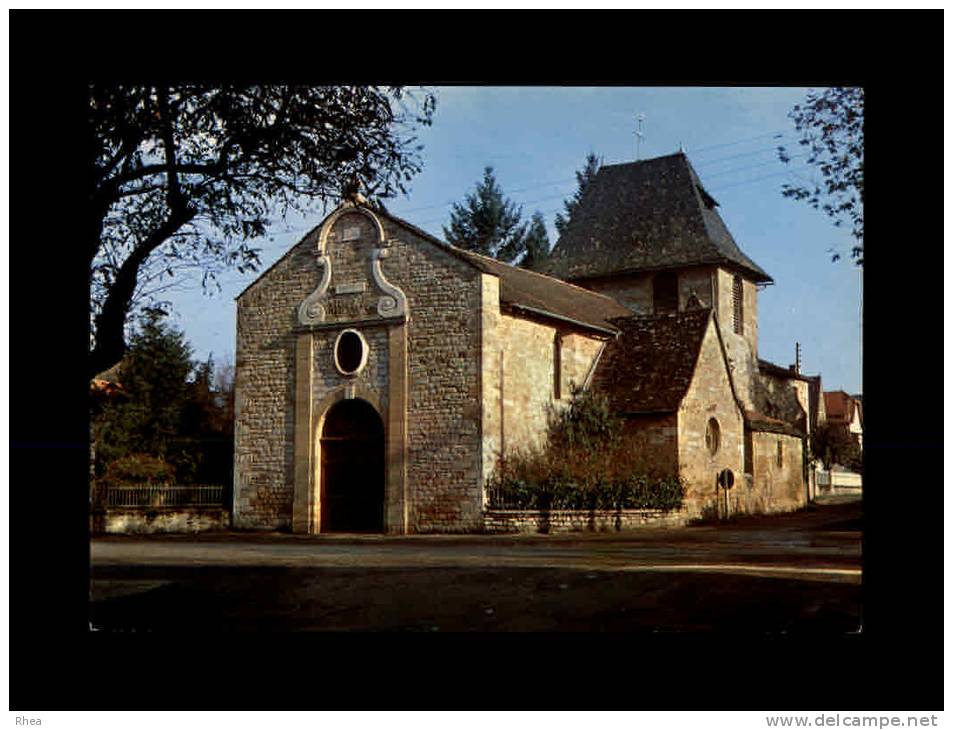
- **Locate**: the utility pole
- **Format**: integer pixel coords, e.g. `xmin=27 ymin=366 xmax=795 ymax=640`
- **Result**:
xmin=635 ymin=112 xmax=645 ymax=161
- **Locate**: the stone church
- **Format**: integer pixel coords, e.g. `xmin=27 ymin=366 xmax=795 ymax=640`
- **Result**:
xmin=233 ymin=152 xmax=812 ymax=533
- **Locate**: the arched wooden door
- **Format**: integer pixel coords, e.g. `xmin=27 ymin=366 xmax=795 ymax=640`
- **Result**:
xmin=320 ymin=398 xmax=385 ymax=533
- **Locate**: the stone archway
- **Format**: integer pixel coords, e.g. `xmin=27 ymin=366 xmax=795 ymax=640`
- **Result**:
xmin=319 ymin=398 xmax=385 ymax=533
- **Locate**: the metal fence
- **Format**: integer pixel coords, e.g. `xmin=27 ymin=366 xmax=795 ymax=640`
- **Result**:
xmin=105 ymin=484 xmax=226 ymax=508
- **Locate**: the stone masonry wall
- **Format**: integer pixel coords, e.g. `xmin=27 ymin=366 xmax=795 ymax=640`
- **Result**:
xmin=484 ymin=508 xmax=688 ymax=534
xmin=755 ymin=370 xmax=809 ymax=434
xmin=234 ymin=231 xmax=323 ymax=529
xmin=560 ymin=332 xmax=605 ymax=395
xmin=480 ymin=276 xmax=605 ymax=488
xmin=582 ymin=266 xmax=714 ymax=316
xmin=747 ymin=430 xmax=806 ymax=514
xmin=103 ymin=508 xmax=229 ymax=534
xmin=308 ymin=210 xmax=391 ymax=419
xmin=714 ymin=267 xmax=759 ymax=409
xmin=678 ymin=267 xmax=715 ymax=310
xmin=620 ymin=413 xmax=679 ymax=477
xmin=585 ymin=273 xmax=653 ymax=314
xmin=677 ymin=319 xmax=745 ymax=517
xmin=235 ymin=209 xmax=485 ymax=532
xmin=378 ymin=219 xmax=485 ymax=533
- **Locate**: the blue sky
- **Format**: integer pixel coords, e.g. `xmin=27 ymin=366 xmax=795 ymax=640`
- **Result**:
xmin=166 ymin=86 xmax=862 ymax=394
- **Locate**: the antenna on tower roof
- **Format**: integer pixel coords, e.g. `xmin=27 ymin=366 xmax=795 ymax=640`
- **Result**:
xmin=635 ymin=112 xmax=645 ymax=161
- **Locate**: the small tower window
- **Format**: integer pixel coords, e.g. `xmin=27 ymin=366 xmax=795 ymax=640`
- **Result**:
xmin=776 ymin=439 xmax=784 ymax=468
xmin=553 ymin=332 xmax=562 ymax=400
xmin=732 ymin=274 xmax=744 ymax=335
xmin=653 ymin=271 xmax=678 ymax=314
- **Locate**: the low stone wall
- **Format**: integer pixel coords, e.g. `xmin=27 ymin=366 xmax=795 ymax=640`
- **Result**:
xmin=97 ymin=508 xmax=230 ymax=535
xmin=816 ymin=469 xmax=862 ymax=496
xmin=483 ymin=508 xmax=688 ymax=534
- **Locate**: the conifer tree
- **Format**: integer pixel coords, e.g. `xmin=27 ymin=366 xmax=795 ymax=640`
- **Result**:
xmin=94 ymin=309 xmax=196 ymax=479
xmin=443 ymin=167 xmax=529 ymax=263
xmin=554 ymin=152 xmax=602 ymax=236
xmin=519 ymin=211 xmax=551 ymax=270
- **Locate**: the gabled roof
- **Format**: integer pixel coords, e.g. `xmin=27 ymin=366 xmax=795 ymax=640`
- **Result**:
xmin=758 ymin=358 xmax=814 ymax=383
xmin=539 ymin=152 xmax=773 ymax=284
xmin=590 ymin=309 xmax=713 ymax=414
xmin=452 ymin=247 xmax=631 ymax=334
xmin=238 ymin=202 xmax=630 ymax=335
xmin=824 ymin=390 xmax=861 ymax=425
xmin=745 ymin=408 xmax=803 ymax=437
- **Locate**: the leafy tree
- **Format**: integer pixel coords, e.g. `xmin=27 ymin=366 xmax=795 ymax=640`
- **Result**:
xmin=777 ymin=87 xmax=864 ymax=264
xmin=89 ymin=84 xmax=437 ymax=378
xmin=554 ymin=152 xmax=602 ymax=236
xmin=443 ymin=167 xmax=529 ymax=263
xmin=94 ymin=309 xmax=196 ymax=480
xmin=519 ymin=211 xmax=551 ymax=270
xmin=811 ymin=420 xmax=862 ymax=471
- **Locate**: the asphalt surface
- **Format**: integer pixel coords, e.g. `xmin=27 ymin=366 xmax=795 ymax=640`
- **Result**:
xmin=89 ymin=497 xmax=862 ymax=632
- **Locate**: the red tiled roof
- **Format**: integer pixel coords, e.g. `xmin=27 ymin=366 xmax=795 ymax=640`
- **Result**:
xmin=824 ymin=390 xmax=855 ymax=423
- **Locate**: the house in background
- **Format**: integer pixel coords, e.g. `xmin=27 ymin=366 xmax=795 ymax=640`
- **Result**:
xmin=824 ymin=390 xmax=864 ymax=449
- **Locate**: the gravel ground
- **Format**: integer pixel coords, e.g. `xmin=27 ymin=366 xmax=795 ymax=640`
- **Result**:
xmin=90 ymin=498 xmax=862 ymax=633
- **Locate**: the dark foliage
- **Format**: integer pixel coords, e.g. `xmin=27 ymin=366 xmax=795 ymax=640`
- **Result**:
xmin=811 ymin=420 xmax=863 ymax=471
xmin=554 ymin=152 xmax=602 ymax=236
xmin=101 ymin=453 xmax=175 ymax=487
xmin=486 ymin=386 xmax=685 ymax=511
xmin=92 ymin=310 xmax=236 ymax=485
xmin=518 ymin=211 xmax=551 ymax=270
xmin=443 ymin=166 xmax=530 ymax=263
xmin=89 ymin=84 xmax=436 ymax=377
xmin=778 ymin=87 xmax=864 ymax=264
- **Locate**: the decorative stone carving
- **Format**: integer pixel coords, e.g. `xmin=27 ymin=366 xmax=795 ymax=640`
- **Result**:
xmin=371 ymin=246 xmax=408 ymax=320
xmin=297 ymin=254 xmax=331 ymax=325
xmin=297 ymin=202 xmax=408 ymax=327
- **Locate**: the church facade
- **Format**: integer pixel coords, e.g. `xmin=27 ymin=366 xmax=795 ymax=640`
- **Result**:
xmin=233 ymin=153 xmax=812 ymax=533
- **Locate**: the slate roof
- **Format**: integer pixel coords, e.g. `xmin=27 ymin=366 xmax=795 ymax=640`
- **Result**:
xmin=450 ymin=246 xmax=632 ymax=334
xmin=590 ymin=309 xmax=713 ymax=414
xmin=540 ymin=152 xmax=773 ymax=284
xmin=386 ymin=213 xmax=631 ymax=333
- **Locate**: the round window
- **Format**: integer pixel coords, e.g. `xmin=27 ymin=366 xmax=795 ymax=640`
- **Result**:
xmin=705 ymin=417 xmax=721 ymax=456
xmin=334 ymin=329 xmax=367 ymax=376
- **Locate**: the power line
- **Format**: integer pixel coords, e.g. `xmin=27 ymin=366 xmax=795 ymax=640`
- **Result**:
xmin=694 ymin=142 xmax=789 ymax=169
xmin=708 ymin=164 xmax=813 ymax=193
xmin=690 ymin=130 xmax=787 ymax=156
xmin=699 ymin=153 xmax=805 ymax=180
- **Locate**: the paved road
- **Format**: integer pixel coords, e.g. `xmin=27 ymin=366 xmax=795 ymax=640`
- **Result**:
xmin=90 ymin=498 xmax=861 ymax=632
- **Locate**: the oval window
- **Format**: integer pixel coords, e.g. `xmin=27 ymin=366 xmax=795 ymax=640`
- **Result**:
xmin=705 ymin=417 xmax=721 ymax=456
xmin=335 ymin=329 xmax=367 ymax=376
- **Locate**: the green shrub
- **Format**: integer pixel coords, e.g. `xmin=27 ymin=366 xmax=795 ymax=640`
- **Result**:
xmin=486 ymin=387 xmax=685 ymax=512
xmin=102 ymin=453 xmax=175 ymax=486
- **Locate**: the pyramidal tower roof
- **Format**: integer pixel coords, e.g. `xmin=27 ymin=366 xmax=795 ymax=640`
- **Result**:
xmin=539 ymin=152 xmax=773 ymax=284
